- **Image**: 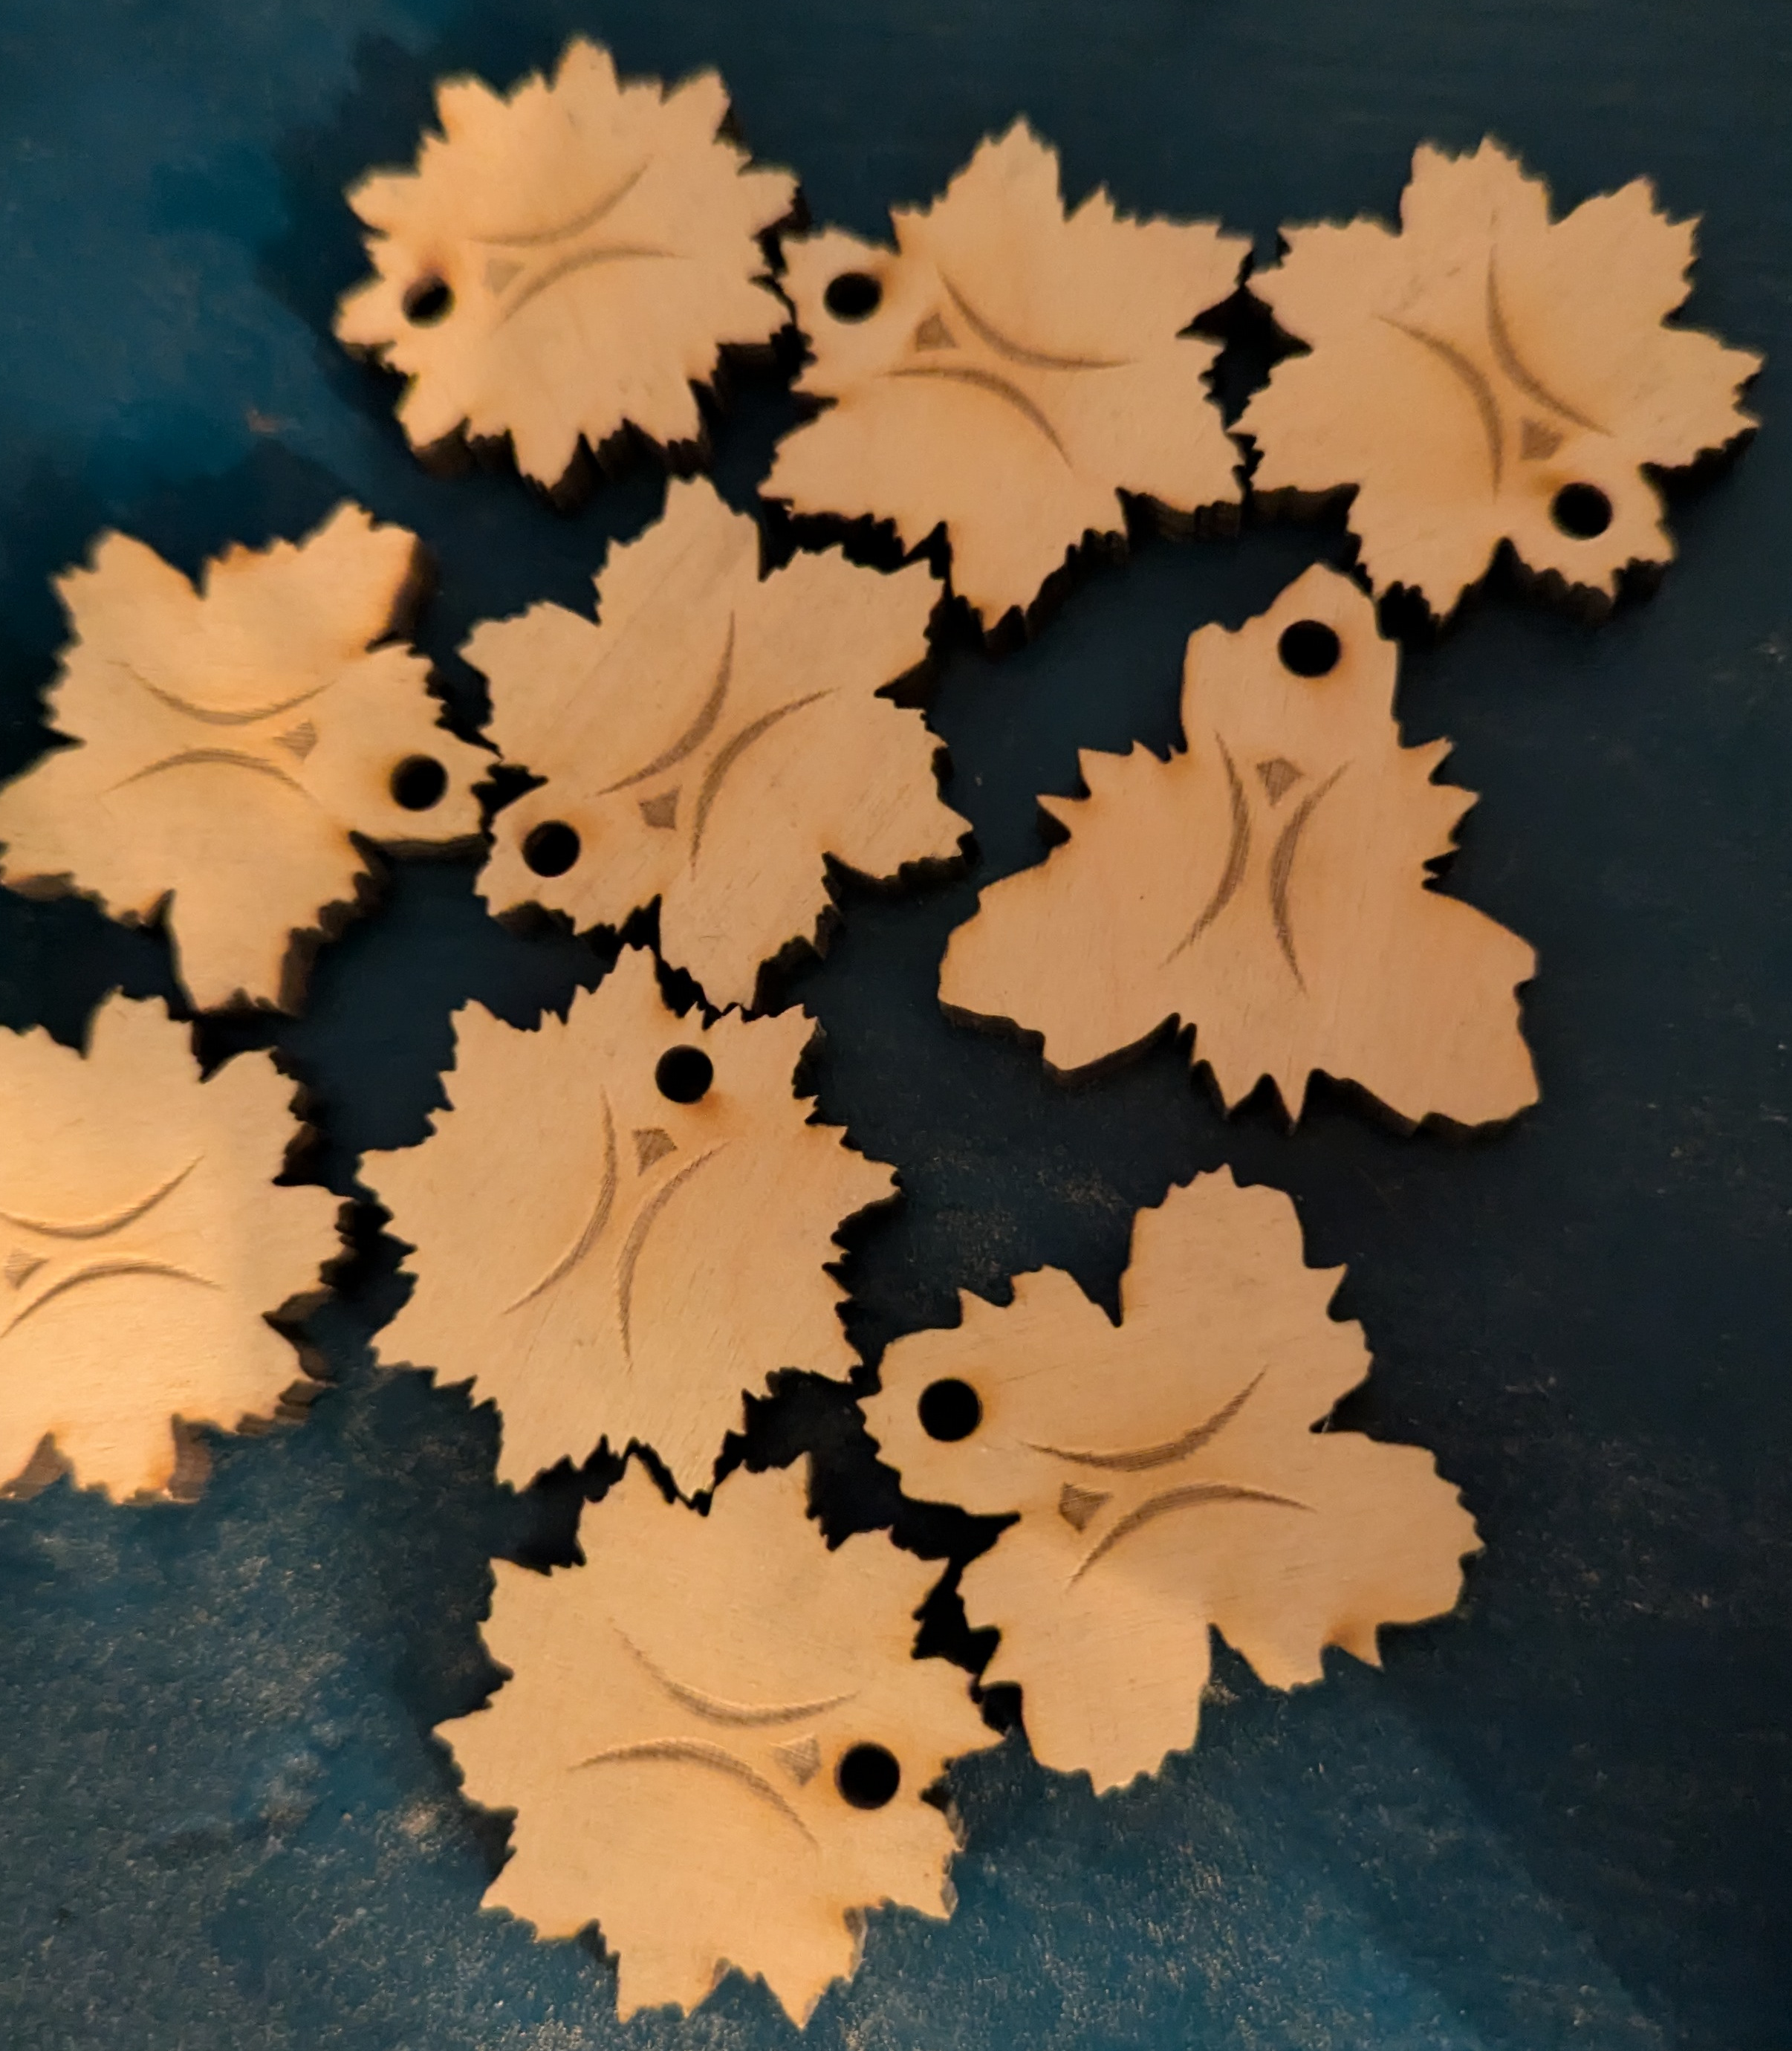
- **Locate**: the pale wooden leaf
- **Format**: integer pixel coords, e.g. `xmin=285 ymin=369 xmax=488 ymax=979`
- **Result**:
xmin=940 ymin=565 xmax=1538 ymax=1130
xmin=336 ymin=39 xmax=795 ymax=488
xmin=473 ymin=479 xmax=962 ymax=1010
xmin=863 ymin=1171 xmax=1478 ymax=1792
xmin=441 ymin=1460 xmax=995 ymax=2021
xmin=0 ymin=994 xmax=340 ymax=1499
xmin=1239 ymin=138 xmax=1763 ymax=615
xmin=766 ymin=120 xmax=1246 ymax=629
xmin=363 ymin=948 xmax=895 ymax=1493
xmin=0 ymin=505 xmax=487 ymax=1012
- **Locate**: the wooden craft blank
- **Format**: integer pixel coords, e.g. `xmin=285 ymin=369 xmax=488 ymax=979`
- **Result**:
xmin=473 ymin=479 xmax=963 ymax=1010
xmin=0 ymin=505 xmax=487 ymax=1013
xmin=364 ymin=949 xmax=896 ymax=1494
xmin=441 ymin=1460 xmax=994 ymax=2021
xmin=336 ymin=39 xmax=795 ymax=492
xmin=1239 ymin=138 xmax=1762 ymax=616
xmin=939 ymin=564 xmax=1539 ymax=1130
xmin=767 ymin=120 xmax=1245 ymax=632
xmin=0 ymin=995 xmax=339 ymax=1500
xmin=863 ymin=1171 xmax=1478 ymax=1792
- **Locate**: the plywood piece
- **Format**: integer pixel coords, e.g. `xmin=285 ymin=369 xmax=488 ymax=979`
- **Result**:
xmin=336 ymin=39 xmax=795 ymax=491
xmin=863 ymin=1171 xmax=1478 ymax=1792
xmin=1239 ymin=138 xmax=1763 ymax=617
xmin=939 ymin=564 xmax=1538 ymax=1130
xmin=441 ymin=1459 xmax=994 ymax=2021
xmin=0 ymin=505 xmax=487 ymax=1013
xmin=473 ymin=479 xmax=964 ymax=1010
xmin=766 ymin=120 xmax=1246 ymax=632
xmin=0 ymin=994 xmax=340 ymax=1500
xmin=364 ymin=948 xmax=895 ymax=1494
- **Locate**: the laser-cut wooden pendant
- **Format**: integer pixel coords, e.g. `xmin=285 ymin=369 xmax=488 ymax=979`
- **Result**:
xmin=765 ymin=120 xmax=1246 ymax=634
xmin=363 ymin=948 xmax=895 ymax=1494
xmin=863 ymin=1172 xmax=1478 ymax=1792
xmin=1238 ymin=138 xmax=1763 ymax=617
xmin=0 ymin=505 xmax=487 ymax=1014
xmin=0 ymin=994 xmax=339 ymax=1500
xmin=939 ymin=565 xmax=1538 ymax=1130
xmin=473 ymin=479 xmax=963 ymax=1011
xmin=441 ymin=1459 xmax=993 ymax=2021
xmin=335 ymin=39 xmax=796 ymax=493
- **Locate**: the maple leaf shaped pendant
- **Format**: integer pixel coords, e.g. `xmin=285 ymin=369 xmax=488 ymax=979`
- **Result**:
xmin=335 ymin=39 xmax=796 ymax=493
xmin=766 ymin=121 xmax=1247 ymax=634
xmin=472 ymin=479 xmax=964 ymax=1011
xmin=0 ymin=505 xmax=487 ymax=1014
xmin=863 ymin=1172 xmax=1478 ymax=1792
xmin=0 ymin=995 xmax=340 ymax=1500
xmin=362 ymin=949 xmax=895 ymax=1494
xmin=441 ymin=1460 xmax=995 ymax=2022
xmin=940 ymin=564 xmax=1539 ymax=1131
xmin=1238 ymin=139 xmax=1763 ymax=618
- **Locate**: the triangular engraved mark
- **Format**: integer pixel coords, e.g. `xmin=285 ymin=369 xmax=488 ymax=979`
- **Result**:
xmin=632 ymin=1127 xmax=677 ymax=1173
xmin=484 ymin=256 xmax=524 ymax=295
xmin=1255 ymin=756 xmax=1303 ymax=805
xmin=274 ymin=721 xmax=318 ymax=762
xmin=4 ymin=1248 xmax=45 ymax=1291
xmin=912 ymin=311 xmax=955 ymax=351
xmin=1057 ymin=1482 xmax=1111 ymax=1532
xmin=638 ymin=789 xmax=678 ymax=830
xmin=1519 ymin=417 xmax=1563 ymax=461
xmin=772 ymin=1734 xmax=822 ymax=1786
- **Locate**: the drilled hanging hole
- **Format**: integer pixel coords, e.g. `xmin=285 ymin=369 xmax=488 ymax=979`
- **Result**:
xmin=389 ymin=755 xmax=447 ymax=811
xmin=655 ymin=1045 xmax=713 ymax=1104
xmin=1277 ymin=621 xmax=1342 ymax=678
xmin=918 ymin=1378 xmax=981 ymax=1442
xmin=836 ymin=1743 xmax=901 ymax=1809
xmin=823 ymin=271 xmax=882 ymax=322
xmin=403 ymin=276 xmax=454 ymax=325
xmin=1551 ymin=482 xmax=1613 ymax=539
xmin=522 ymin=820 xmax=580 ymax=877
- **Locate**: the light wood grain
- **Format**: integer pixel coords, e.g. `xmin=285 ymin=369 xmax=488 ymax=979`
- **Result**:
xmin=1239 ymin=137 xmax=1762 ymax=616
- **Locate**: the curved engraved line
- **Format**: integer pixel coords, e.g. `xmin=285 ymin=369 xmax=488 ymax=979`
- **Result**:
xmin=568 ymin=1739 xmax=817 ymax=1844
xmin=597 ymin=618 xmax=734 ymax=797
xmin=616 ymin=1146 xmax=727 ymax=1361
xmin=1068 ymin=1481 xmax=1312 ymax=1586
xmin=124 ymin=667 xmax=333 ymax=729
xmin=1266 ymin=765 xmax=1347 ymax=989
xmin=473 ymin=161 xmax=650 ymax=249
xmin=496 ymin=244 xmax=677 ymax=328
xmin=0 ymin=1260 xmax=221 ymax=1343
xmin=938 ymin=272 xmax=1132 ymax=372
xmin=0 ymin=1158 xmax=199 ymax=1241
xmin=1380 ymin=315 xmax=1504 ymax=492
xmin=886 ymin=365 xmax=1070 ymax=463
xmin=689 ymin=693 xmax=831 ymax=866
xmin=616 ymin=1629 xmax=856 ymax=1727
xmin=1484 ymin=257 xmax=1603 ymax=434
xmin=111 ymin=748 xmax=319 ymax=803
xmin=1026 ymin=1370 xmax=1266 ymax=1473
xmin=1166 ymin=736 xmax=1251 ymax=963
xmin=504 ymin=1098 xmax=617 ymax=1313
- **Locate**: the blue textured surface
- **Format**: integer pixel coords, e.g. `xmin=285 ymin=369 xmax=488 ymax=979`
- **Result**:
xmin=1 ymin=3 xmax=1788 ymax=2047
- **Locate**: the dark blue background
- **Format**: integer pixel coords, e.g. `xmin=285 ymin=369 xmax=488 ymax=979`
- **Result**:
xmin=0 ymin=2 xmax=1788 ymax=2046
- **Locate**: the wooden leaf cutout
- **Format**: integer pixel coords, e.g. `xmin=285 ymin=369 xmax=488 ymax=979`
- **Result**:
xmin=473 ymin=480 xmax=962 ymax=1010
xmin=0 ymin=505 xmax=487 ymax=1013
xmin=1239 ymin=138 xmax=1762 ymax=615
xmin=0 ymin=994 xmax=339 ymax=1500
xmin=940 ymin=565 xmax=1539 ymax=1130
xmin=440 ymin=1460 xmax=995 ymax=2021
xmin=363 ymin=949 xmax=895 ymax=1494
xmin=335 ymin=39 xmax=795 ymax=490
xmin=766 ymin=120 xmax=1246 ymax=630
xmin=862 ymin=1172 xmax=1478 ymax=1792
